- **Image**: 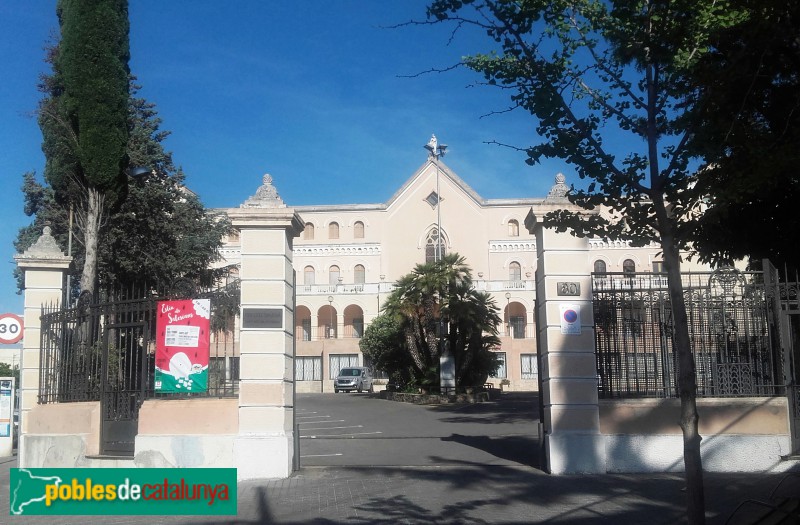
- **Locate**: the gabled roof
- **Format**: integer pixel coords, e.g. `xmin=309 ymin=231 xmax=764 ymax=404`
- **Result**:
xmin=290 ymin=158 xmax=561 ymax=213
xmin=385 ymin=158 xmax=548 ymax=210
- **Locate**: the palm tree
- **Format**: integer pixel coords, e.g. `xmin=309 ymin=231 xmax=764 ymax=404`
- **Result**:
xmin=383 ymin=253 xmax=500 ymax=388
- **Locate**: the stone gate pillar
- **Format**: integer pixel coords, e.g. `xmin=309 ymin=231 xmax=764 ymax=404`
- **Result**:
xmin=14 ymin=227 xmax=72 ymax=465
xmin=228 ymin=175 xmax=304 ymax=480
xmin=533 ymin=217 xmax=605 ymax=474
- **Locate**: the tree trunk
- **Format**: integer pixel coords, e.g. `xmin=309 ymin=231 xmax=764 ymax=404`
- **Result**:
xmin=661 ymin=234 xmax=706 ymax=525
xmin=79 ymin=187 xmax=103 ymax=296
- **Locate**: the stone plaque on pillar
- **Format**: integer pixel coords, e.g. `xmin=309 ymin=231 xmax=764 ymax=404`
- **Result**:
xmin=228 ymin=174 xmax=304 ymax=480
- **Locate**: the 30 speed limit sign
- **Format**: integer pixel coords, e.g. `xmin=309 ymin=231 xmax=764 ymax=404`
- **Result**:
xmin=0 ymin=314 xmax=23 ymax=344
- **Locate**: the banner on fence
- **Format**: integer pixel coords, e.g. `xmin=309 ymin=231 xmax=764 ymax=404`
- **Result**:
xmin=154 ymin=299 xmax=211 ymax=393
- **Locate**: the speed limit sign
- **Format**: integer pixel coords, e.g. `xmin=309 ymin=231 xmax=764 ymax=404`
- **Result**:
xmin=0 ymin=314 xmax=23 ymax=344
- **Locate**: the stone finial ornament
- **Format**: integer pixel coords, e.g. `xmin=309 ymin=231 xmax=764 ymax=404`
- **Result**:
xmin=17 ymin=226 xmax=68 ymax=259
xmin=241 ymin=173 xmax=287 ymax=208
xmin=546 ymin=173 xmax=569 ymax=200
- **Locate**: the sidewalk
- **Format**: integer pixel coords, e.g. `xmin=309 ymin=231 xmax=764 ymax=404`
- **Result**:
xmin=1 ymin=456 xmax=797 ymax=524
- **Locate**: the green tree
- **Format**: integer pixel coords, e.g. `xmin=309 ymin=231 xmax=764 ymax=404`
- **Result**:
xmin=17 ymin=80 xmax=232 ymax=296
xmin=687 ymin=0 xmax=800 ymax=268
xmin=0 ymin=363 xmax=20 ymax=385
xmin=40 ymin=0 xmax=131 ymax=296
xmin=383 ymin=253 xmax=501 ymax=389
xmin=98 ymin=82 xmax=232 ymax=290
xmin=359 ymin=313 xmax=414 ymax=388
xmin=421 ymin=1 xmax=747 ymax=521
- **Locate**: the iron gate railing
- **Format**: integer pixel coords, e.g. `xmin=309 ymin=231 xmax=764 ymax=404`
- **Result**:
xmin=39 ymin=280 xmax=240 ymax=455
xmin=593 ymin=269 xmax=783 ymax=399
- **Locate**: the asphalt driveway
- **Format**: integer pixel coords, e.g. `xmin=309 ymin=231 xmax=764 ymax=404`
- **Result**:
xmin=296 ymin=392 xmax=541 ymax=468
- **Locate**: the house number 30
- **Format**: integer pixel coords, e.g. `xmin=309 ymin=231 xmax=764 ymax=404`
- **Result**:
xmin=557 ymin=282 xmax=581 ymax=296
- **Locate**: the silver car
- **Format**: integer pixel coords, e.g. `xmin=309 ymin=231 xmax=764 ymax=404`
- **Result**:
xmin=334 ymin=367 xmax=373 ymax=393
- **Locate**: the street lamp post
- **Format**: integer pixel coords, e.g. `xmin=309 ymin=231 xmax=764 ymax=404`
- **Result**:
xmin=327 ymin=295 xmax=334 ymax=339
xmin=424 ymin=135 xmax=447 ymax=262
xmin=505 ymin=292 xmax=512 ymax=337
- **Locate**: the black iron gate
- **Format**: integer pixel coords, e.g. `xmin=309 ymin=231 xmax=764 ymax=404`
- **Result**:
xmin=592 ymin=268 xmax=783 ymax=399
xmin=100 ymin=320 xmax=149 ymax=456
xmin=39 ymin=281 xmax=240 ymax=456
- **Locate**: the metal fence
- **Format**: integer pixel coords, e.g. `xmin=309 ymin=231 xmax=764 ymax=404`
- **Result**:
xmin=39 ymin=280 xmax=240 ymax=406
xmin=593 ymin=269 xmax=782 ymax=399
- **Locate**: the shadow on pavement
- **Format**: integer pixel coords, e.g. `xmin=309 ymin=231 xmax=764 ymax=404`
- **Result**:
xmin=14 ymin=463 xmax=797 ymax=525
xmin=430 ymin=393 xmax=540 ymax=426
xmin=440 ymin=433 xmax=541 ymax=468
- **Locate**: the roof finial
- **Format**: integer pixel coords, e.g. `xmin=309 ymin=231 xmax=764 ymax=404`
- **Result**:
xmin=423 ymin=134 xmax=447 ymax=159
xmin=546 ymin=172 xmax=569 ymax=200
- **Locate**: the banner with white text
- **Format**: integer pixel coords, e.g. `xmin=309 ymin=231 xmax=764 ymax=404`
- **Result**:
xmin=155 ymin=299 xmax=211 ymax=393
xmin=9 ymin=468 xmax=236 ymax=515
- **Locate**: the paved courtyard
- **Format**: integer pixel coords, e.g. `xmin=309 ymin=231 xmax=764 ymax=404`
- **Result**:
xmin=0 ymin=393 xmax=797 ymax=523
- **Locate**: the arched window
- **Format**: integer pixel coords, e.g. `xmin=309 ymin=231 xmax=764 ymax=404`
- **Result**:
xmin=354 ymin=221 xmax=364 ymax=239
xmin=623 ymin=259 xmax=636 ymax=274
xmin=303 ymin=223 xmax=314 ymax=240
xmin=594 ymin=260 xmax=607 ymax=274
xmin=329 ymin=222 xmax=339 ymax=239
xmin=425 ymin=228 xmax=446 ymax=263
xmin=304 ymin=266 xmax=315 ymax=285
xmin=508 ymin=219 xmax=519 ymax=237
xmin=329 ymin=265 xmax=340 ymax=285
xmin=509 ymin=261 xmax=522 ymax=281
xmin=354 ymin=264 xmax=365 ymax=284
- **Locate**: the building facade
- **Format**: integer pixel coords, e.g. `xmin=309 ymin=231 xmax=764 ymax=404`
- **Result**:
xmin=220 ymin=150 xmax=709 ymax=393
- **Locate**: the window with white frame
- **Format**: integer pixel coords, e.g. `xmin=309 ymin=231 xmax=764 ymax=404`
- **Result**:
xmin=594 ymin=259 xmax=607 ymax=274
xmin=510 ymin=316 xmax=526 ymax=339
xmin=354 ymin=264 xmax=365 ymax=284
xmin=623 ymin=259 xmax=636 ymax=273
xmin=296 ymin=357 xmax=322 ymax=381
xmin=521 ymin=354 xmax=538 ymax=379
xmin=329 ymin=222 xmax=340 ymax=239
xmin=352 ymin=318 xmax=364 ymax=338
xmin=491 ymin=352 xmax=507 ymax=378
xmin=354 ymin=221 xmax=365 ymax=239
xmin=209 ymin=357 xmax=226 ymax=381
xmin=304 ymin=223 xmax=314 ymax=240
xmin=508 ymin=219 xmax=519 ymax=237
xmin=425 ymin=227 xmax=446 ymax=263
xmin=329 ymin=265 xmax=340 ymax=285
xmin=329 ymin=354 xmax=359 ymax=379
xmin=509 ymin=261 xmax=522 ymax=281
xmin=304 ymin=266 xmax=315 ymax=286
xmin=230 ymin=357 xmax=240 ymax=381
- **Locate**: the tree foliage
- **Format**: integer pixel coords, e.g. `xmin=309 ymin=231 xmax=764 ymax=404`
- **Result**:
xmin=381 ymin=253 xmax=501 ymax=388
xmin=98 ymin=82 xmax=233 ymax=290
xmin=52 ymin=0 xmax=130 ymax=204
xmin=687 ymin=0 xmax=800 ymax=268
xmin=17 ymin=80 xmax=232 ymax=296
xmin=359 ymin=313 xmax=415 ymax=387
xmin=420 ymin=1 xmax=751 ymax=521
xmin=38 ymin=0 xmax=131 ymax=295
xmin=0 ymin=363 xmax=20 ymax=384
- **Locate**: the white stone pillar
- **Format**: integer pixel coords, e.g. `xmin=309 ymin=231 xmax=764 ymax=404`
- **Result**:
xmin=14 ymin=227 xmax=72 ymax=466
xmin=534 ymin=221 xmax=605 ymax=474
xmin=228 ymin=175 xmax=304 ymax=480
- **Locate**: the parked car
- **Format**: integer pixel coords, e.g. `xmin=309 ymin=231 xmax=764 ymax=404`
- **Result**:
xmin=334 ymin=367 xmax=373 ymax=393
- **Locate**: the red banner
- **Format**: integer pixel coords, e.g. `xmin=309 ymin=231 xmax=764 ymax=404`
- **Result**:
xmin=154 ymin=299 xmax=211 ymax=393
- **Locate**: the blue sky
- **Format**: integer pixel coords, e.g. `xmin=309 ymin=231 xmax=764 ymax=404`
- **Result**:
xmin=0 ymin=1 xmax=572 ymax=314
